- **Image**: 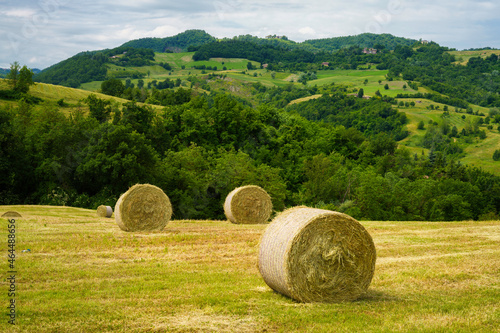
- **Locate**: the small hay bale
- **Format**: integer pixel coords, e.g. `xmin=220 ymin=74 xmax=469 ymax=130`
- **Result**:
xmin=96 ymin=205 xmax=113 ymax=218
xmin=115 ymin=184 xmax=172 ymax=232
xmin=224 ymin=185 xmax=272 ymax=224
xmin=1 ymin=211 xmax=22 ymax=218
xmin=258 ymin=207 xmax=376 ymax=303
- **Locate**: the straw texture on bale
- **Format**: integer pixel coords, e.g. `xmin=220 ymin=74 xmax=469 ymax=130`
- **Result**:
xmin=96 ymin=205 xmax=113 ymax=218
xmin=2 ymin=211 xmax=22 ymax=218
xmin=224 ymin=185 xmax=272 ymax=224
xmin=258 ymin=207 xmax=376 ymax=303
xmin=115 ymin=184 xmax=172 ymax=232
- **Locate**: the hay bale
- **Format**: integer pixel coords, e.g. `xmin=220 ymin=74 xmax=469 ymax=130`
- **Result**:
xmin=224 ymin=185 xmax=272 ymax=224
xmin=96 ymin=205 xmax=113 ymax=218
xmin=258 ymin=207 xmax=376 ymax=303
xmin=1 ymin=211 xmax=22 ymax=218
xmin=115 ymin=184 xmax=172 ymax=232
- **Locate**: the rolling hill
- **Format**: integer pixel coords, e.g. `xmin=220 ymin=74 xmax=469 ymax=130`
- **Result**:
xmin=121 ymin=29 xmax=216 ymax=53
xmin=33 ymin=31 xmax=426 ymax=88
xmin=3 ymin=30 xmax=500 ymax=220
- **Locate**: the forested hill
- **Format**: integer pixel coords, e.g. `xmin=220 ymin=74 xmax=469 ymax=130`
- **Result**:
xmin=34 ymin=47 xmax=156 ymax=87
xmin=120 ymin=29 xmax=216 ymax=52
xmin=0 ymin=68 xmax=10 ymax=78
xmin=121 ymin=31 xmax=418 ymax=54
xmin=35 ymin=31 xmax=420 ymax=87
xmin=303 ymin=33 xmax=418 ymax=52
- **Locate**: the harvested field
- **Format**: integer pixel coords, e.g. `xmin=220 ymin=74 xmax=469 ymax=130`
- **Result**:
xmin=0 ymin=205 xmax=499 ymax=332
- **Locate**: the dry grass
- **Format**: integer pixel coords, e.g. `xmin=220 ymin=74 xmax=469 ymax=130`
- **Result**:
xmin=0 ymin=205 xmax=499 ymax=332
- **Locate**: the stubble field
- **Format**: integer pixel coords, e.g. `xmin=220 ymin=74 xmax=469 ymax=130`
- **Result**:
xmin=1 ymin=205 xmax=499 ymax=332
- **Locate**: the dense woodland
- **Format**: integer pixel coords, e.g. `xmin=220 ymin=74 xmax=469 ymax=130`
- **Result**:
xmin=121 ymin=29 xmax=217 ymax=53
xmin=2 ymin=31 xmax=500 ymax=221
xmin=1 ymin=87 xmax=500 ymax=221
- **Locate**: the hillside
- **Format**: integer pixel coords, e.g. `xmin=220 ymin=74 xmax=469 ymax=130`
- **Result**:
xmin=121 ymin=29 xmax=216 ymax=52
xmin=303 ymin=32 xmax=418 ymax=51
xmin=4 ymin=31 xmax=500 ymax=220
xmin=3 ymin=65 xmax=500 ymax=221
xmin=0 ymin=68 xmax=10 ymax=78
xmin=33 ymin=31 xmax=425 ymax=88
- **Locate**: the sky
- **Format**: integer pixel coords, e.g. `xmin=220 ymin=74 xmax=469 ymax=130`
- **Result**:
xmin=1 ymin=0 xmax=499 ymax=69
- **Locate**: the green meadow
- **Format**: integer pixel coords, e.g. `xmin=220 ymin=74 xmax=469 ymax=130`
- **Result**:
xmin=0 ymin=205 xmax=499 ymax=332
xmin=449 ymin=49 xmax=500 ymax=65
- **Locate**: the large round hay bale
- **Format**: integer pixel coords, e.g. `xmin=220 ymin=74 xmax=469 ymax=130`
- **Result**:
xmin=258 ymin=207 xmax=376 ymax=303
xmin=1 ymin=211 xmax=22 ymax=218
xmin=224 ymin=185 xmax=272 ymax=224
xmin=96 ymin=205 xmax=113 ymax=218
xmin=115 ymin=184 xmax=172 ymax=232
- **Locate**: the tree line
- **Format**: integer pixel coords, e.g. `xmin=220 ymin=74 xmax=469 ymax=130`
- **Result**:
xmin=1 ymin=89 xmax=499 ymax=221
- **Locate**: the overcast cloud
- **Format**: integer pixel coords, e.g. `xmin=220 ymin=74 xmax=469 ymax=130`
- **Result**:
xmin=0 ymin=0 xmax=499 ymax=69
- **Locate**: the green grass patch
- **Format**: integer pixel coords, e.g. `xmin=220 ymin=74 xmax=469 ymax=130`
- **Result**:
xmin=308 ymin=69 xmax=388 ymax=87
xmin=449 ymin=50 xmax=500 ymax=65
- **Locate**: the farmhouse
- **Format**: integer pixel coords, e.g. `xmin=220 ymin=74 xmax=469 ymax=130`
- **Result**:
xmin=362 ymin=48 xmax=377 ymax=54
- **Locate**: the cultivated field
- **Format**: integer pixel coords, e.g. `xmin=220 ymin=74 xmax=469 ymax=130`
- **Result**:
xmin=1 ymin=205 xmax=499 ymax=332
xmin=449 ymin=50 xmax=500 ymax=66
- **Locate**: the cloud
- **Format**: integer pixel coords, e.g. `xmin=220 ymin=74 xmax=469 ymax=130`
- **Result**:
xmin=0 ymin=0 xmax=499 ymax=69
xmin=1 ymin=8 xmax=37 ymax=18
xmin=299 ymin=27 xmax=316 ymax=36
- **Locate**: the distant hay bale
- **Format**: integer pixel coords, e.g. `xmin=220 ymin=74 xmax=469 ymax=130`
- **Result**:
xmin=115 ymin=184 xmax=172 ymax=232
xmin=96 ymin=205 xmax=113 ymax=218
xmin=224 ymin=185 xmax=272 ymax=224
xmin=258 ymin=207 xmax=376 ymax=303
xmin=1 ymin=211 xmax=22 ymax=218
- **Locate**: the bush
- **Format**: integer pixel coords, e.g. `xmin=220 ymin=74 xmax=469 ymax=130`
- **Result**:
xmin=493 ymin=149 xmax=500 ymax=161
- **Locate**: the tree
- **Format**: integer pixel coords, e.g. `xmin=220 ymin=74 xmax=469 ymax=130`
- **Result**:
xmin=384 ymin=83 xmax=389 ymax=90
xmin=101 ymin=78 xmax=124 ymax=97
xmin=84 ymin=94 xmax=112 ymax=123
xmin=357 ymin=88 xmax=364 ymax=98
xmin=493 ymin=150 xmax=500 ymax=161
xmin=6 ymin=62 xmax=20 ymax=90
xmin=120 ymin=101 xmax=154 ymax=133
xmin=7 ymin=62 xmax=34 ymax=93
xmin=75 ymin=123 xmax=159 ymax=194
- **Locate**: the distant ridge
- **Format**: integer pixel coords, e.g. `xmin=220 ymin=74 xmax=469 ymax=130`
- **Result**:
xmin=121 ymin=29 xmax=216 ymax=53
xmin=33 ymin=30 xmax=426 ymax=87
xmin=303 ymin=33 xmax=418 ymax=51
xmin=122 ymin=31 xmax=420 ymax=54
xmin=0 ymin=67 xmax=41 ymax=77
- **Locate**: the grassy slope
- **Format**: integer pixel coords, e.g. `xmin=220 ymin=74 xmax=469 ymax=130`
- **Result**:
xmin=299 ymin=69 xmax=500 ymax=174
xmin=448 ymin=49 xmax=500 ymax=65
xmin=0 ymin=205 xmax=499 ymax=332
xmin=395 ymin=99 xmax=499 ymax=174
xmin=0 ymin=79 xmax=162 ymax=115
